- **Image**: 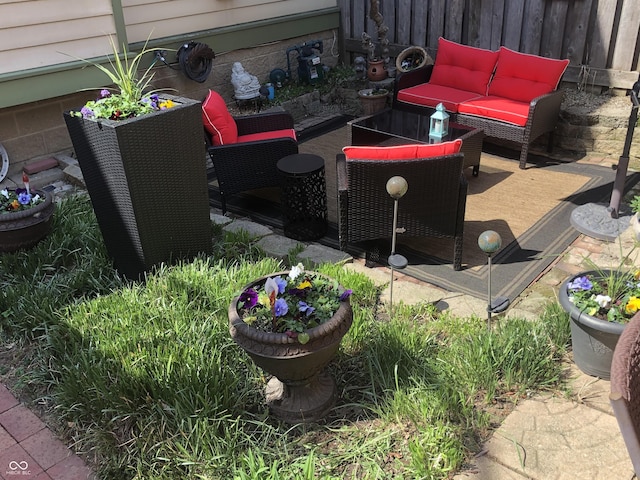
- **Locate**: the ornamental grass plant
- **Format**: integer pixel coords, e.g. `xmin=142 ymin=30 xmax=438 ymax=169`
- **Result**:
xmin=0 ymin=194 xmax=572 ymax=479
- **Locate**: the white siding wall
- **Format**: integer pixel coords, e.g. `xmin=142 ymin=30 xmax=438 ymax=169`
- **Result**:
xmin=0 ymin=0 xmax=116 ymax=74
xmin=0 ymin=0 xmax=337 ymax=75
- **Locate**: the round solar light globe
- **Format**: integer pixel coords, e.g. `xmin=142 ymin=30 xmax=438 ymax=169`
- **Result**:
xmin=478 ymin=230 xmax=502 ymax=255
xmin=386 ymin=176 xmax=408 ymax=199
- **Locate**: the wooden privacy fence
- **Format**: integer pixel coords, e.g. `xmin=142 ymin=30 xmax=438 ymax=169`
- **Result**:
xmin=338 ymin=0 xmax=640 ymax=90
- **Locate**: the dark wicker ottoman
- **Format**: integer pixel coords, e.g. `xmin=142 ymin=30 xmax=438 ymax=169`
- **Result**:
xmin=277 ymin=153 xmax=328 ymax=241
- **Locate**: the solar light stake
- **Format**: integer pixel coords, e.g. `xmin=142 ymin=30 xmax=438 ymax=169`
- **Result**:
xmin=386 ymin=176 xmax=409 ymax=313
xmin=478 ymin=230 xmax=510 ymax=329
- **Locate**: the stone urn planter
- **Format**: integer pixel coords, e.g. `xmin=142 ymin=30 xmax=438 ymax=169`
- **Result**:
xmin=0 ymin=189 xmax=55 ymax=252
xmin=64 ymin=94 xmax=212 ymax=280
xmin=559 ymin=270 xmax=629 ymax=379
xmin=228 ymin=270 xmax=353 ymax=423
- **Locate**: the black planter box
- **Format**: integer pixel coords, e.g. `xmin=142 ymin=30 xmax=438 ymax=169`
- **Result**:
xmin=64 ymin=95 xmax=212 ymax=279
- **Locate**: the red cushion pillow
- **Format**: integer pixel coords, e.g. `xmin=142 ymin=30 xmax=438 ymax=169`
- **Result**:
xmin=488 ymin=47 xmax=570 ymax=103
xmin=202 ymin=90 xmax=238 ymax=145
xmin=342 ymin=139 xmax=462 ymax=161
xmin=429 ymin=37 xmax=499 ymax=95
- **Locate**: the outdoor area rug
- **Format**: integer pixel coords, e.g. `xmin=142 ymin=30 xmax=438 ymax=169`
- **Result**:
xmin=209 ymin=125 xmax=640 ymax=302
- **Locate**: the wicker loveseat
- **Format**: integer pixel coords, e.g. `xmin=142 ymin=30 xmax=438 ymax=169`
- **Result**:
xmin=336 ymin=141 xmax=468 ymax=270
xmin=392 ymin=38 xmax=569 ymax=169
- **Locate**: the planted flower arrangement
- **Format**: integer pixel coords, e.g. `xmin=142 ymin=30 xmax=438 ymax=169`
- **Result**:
xmin=559 ymin=266 xmax=640 ymax=379
xmin=63 ymin=35 xmax=211 ymax=279
xmin=229 ymin=264 xmax=353 ymax=423
xmin=237 ymin=264 xmax=352 ymax=344
xmin=0 ymin=173 xmax=55 ymax=252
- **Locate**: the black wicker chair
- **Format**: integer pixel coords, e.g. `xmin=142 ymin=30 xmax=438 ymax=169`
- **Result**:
xmin=610 ymin=311 xmax=640 ymax=476
xmin=205 ymin=111 xmax=298 ymax=213
xmin=336 ymin=152 xmax=468 ymax=270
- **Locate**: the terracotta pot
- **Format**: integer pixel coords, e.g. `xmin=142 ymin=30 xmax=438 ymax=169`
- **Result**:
xmin=0 ymin=189 xmax=55 ymax=252
xmin=229 ymin=271 xmax=353 ymax=423
xmin=558 ymin=270 xmax=627 ymax=379
xmin=367 ymin=59 xmax=387 ymax=81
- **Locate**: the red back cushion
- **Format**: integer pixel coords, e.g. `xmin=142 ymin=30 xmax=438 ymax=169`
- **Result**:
xmin=488 ymin=47 xmax=570 ymax=103
xmin=429 ymin=37 xmax=499 ymax=95
xmin=342 ymin=139 xmax=462 ymax=161
xmin=202 ymin=90 xmax=238 ymax=145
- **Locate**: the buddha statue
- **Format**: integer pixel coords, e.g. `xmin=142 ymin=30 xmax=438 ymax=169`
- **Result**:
xmin=231 ymin=62 xmax=261 ymax=100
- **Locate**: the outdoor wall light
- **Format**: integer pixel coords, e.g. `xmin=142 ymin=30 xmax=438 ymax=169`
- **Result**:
xmin=386 ymin=176 xmax=409 ymax=312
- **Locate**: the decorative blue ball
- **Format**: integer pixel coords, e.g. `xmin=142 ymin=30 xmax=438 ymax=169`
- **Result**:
xmin=478 ymin=230 xmax=502 ymax=254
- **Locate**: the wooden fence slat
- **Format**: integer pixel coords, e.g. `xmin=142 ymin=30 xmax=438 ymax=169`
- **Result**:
xmin=521 ymin=0 xmax=545 ymax=54
xmin=540 ymin=0 xmax=568 ymax=59
xmin=611 ymin=0 xmax=640 ymax=70
xmin=586 ymin=0 xmax=618 ymax=69
xmin=396 ymin=0 xmax=412 ymax=45
xmin=429 ymin=0 xmax=446 ymax=50
xmin=411 ymin=0 xmax=428 ymax=46
xmin=489 ymin=0 xmax=505 ymax=51
xmin=502 ymin=0 xmax=525 ymax=50
xmin=381 ymin=0 xmax=395 ymax=45
xmin=444 ymin=0 xmax=465 ymax=44
xmin=562 ymin=0 xmax=593 ymax=65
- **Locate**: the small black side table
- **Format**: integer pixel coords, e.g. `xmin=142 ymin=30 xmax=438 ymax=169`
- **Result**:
xmin=277 ymin=153 xmax=328 ymax=241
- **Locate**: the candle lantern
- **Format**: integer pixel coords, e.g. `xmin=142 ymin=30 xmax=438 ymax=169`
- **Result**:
xmin=429 ymin=103 xmax=449 ymax=144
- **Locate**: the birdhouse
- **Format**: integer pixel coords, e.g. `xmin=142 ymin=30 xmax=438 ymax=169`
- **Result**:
xmin=429 ymin=103 xmax=449 ymax=144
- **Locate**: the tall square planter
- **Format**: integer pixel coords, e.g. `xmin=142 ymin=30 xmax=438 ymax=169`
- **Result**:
xmin=64 ymin=94 xmax=212 ymax=279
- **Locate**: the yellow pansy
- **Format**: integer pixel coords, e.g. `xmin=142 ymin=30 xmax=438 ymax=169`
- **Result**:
xmin=625 ymin=296 xmax=640 ymax=314
xmin=297 ymin=280 xmax=312 ymax=290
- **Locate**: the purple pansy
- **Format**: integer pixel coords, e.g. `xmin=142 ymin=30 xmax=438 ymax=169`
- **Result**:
xmin=17 ymin=192 xmax=31 ymax=205
xmin=80 ymin=106 xmax=94 ymax=119
xmin=339 ymin=289 xmax=353 ymax=301
xmin=99 ymin=89 xmax=111 ymax=98
xmin=298 ymin=301 xmax=315 ymax=316
xmin=274 ymin=298 xmax=288 ymax=317
xmin=274 ymin=276 xmax=287 ymax=294
xmin=567 ymin=276 xmax=593 ymax=291
xmin=239 ymin=288 xmax=258 ymax=309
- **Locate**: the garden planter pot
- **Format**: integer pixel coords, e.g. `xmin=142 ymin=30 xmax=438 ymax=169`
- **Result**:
xmin=358 ymin=88 xmax=389 ymax=116
xmin=559 ymin=270 xmax=627 ymax=379
xmin=63 ymin=95 xmax=212 ymax=280
xmin=366 ymin=59 xmax=387 ymax=81
xmin=631 ymin=213 xmax=640 ymax=242
xmin=0 ymin=189 xmax=55 ymax=252
xmin=228 ymin=272 xmax=353 ymax=423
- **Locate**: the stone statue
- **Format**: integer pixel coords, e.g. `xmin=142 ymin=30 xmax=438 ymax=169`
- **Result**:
xmin=231 ymin=62 xmax=261 ymax=100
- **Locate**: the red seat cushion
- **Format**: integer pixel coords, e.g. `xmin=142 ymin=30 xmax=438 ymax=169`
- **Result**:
xmin=237 ymin=129 xmax=297 ymax=143
xmin=202 ymin=90 xmax=238 ymax=145
xmin=342 ymin=139 xmax=462 ymax=161
xmin=429 ymin=37 xmax=499 ymax=95
xmin=488 ymin=47 xmax=570 ymax=103
xmin=397 ymin=83 xmax=484 ymax=113
xmin=458 ymin=96 xmax=531 ymax=126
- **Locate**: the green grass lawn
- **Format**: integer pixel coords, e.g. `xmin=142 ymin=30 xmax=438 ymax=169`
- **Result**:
xmin=0 ymin=194 xmax=571 ymax=479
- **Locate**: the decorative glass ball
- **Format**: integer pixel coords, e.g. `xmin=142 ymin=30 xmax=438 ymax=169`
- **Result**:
xmin=478 ymin=230 xmax=502 ymax=254
xmin=386 ymin=176 xmax=408 ymax=199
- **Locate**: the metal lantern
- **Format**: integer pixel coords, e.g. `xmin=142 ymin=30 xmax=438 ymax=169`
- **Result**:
xmin=429 ymin=103 xmax=449 ymax=144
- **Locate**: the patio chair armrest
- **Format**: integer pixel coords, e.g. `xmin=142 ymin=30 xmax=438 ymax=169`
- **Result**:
xmin=234 ymin=112 xmax=295 ymax=136
xmin=527 ymin=89 xmax=564 ymax=140
xmin=393 ymin=64 xmax=434 ymax=103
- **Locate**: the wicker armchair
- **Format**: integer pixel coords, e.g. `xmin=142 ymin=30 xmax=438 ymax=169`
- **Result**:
xmin=336 ymin=152 xmax=468 ymax=270
xmin=610 ymin=311 xmax=640 ymax=476
xmin=206 ymin=111 xmax=298 ymax=213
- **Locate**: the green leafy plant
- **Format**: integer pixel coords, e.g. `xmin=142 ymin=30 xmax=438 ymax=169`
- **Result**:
xmin=236 ymin=263 xmax=352 ymax=343
xmin=0 ymin=187 xmax=44 ymax=213
xmin=68 ymin=35 xmax=174 ymax=120
xmin=629 ymin=195 xmax=640 ymax=214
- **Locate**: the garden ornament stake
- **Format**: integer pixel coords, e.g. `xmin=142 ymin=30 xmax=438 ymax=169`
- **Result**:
xmin=386 ymin=176 xmax=408 ymax=313
xmin=478 ymin=230 xmax=510 ymax=329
